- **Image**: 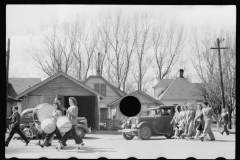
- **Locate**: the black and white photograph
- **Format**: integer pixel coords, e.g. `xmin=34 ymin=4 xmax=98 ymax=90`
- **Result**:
xmin=6 ymin=5 xmax=235 ymax=159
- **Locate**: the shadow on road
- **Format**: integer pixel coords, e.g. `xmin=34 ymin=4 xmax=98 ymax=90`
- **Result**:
xmin=148 ymin=138 xmax=166 ymax=140
xmin=213 ymin=140 xmax=235 ymax=142
xmin=83 ymin=137 xmax=101 ymax=140
xmin=61 ymin=146 xmax=117 ymax=153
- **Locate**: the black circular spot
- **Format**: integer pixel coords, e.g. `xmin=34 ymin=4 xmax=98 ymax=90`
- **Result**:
xmin=120 ymin=96 xmax=141 ymax=117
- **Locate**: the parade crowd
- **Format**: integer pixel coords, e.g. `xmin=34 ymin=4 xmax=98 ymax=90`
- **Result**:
xmin=5 ymin=97 xmax=85 ymax=150
xmin=170 ymin=101 xmax=230 ymax=141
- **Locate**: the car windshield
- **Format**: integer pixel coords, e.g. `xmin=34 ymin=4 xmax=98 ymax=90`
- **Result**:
xmin=146 ymin=109 xmax=161 ymax=116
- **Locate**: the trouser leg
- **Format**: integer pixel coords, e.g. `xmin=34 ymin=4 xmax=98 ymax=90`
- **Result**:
xmin=71 ymin=126 xmax=83 ymax=144
xmin=59 ymin=127 xmax=72 ymax=145
xmin=187 ymin=122 xmax=194 ymax=137
xmin=195 ymin=130 xmax=200 ymax=138
xmin=208 ymin=128 xmax=215 ymax=139
xmin=55 ymin=128 xmax=63 ymax=140
xmin=16 ymin=128 xmax=29 ymax=143
xmin=5 ymin=126 xmax=17 ymax=145
xmin=224 ymin=124 xmax=229 ymax=135
xmin=202 ymin=120 xmax=211 ymax=138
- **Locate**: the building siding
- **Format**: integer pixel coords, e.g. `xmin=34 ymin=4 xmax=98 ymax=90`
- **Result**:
xmin=29 ymin=76 xmax=94 ymax=96
xmin=85 ymin=78 xmax=119 ymax=97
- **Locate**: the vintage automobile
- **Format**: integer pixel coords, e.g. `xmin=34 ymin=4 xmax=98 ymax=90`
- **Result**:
xmin=6 ymin=108 xmax=90 ymax=139
xmin=120 ymin=105 xmax=176 ymax=140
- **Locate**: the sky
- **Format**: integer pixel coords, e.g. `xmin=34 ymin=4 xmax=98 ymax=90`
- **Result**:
xmin=6 ymin=5 xmax=236 ymax=89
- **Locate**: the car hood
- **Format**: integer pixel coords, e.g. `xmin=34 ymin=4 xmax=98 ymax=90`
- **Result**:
xmin=138 ymin=116 xmax=156 ymax=124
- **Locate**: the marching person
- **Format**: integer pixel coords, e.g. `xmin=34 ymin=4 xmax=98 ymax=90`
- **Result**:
xmin=56 ymin=97 xmax=84 ymax=150
xmin=5 ymin=106 xmax=30 ymax=147
xmin=193 ymin=103 xmax=205 ymax=139
xmin=219 ymin=108 xmax=229 ymax=135
xmin=176 ymin=105 xmax=186 ymax=139
xmin=185 ymin=104 xmax=196 ymax=140
xmin=40 ymin=102 xmax=65 ymax=148
xmin=34 ymin=122 xmax=47 ymax=145
xmin=170 ymin=105 xmax=181 ymax=138
xmin=194 ymin=101 xmax=220 ymax=141
xmin=180 ymin=105 xmax=189 ymax=139
xmin=55 ymin=97 xmax=67 ymax=116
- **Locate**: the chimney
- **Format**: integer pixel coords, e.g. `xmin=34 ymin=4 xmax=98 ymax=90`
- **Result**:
xmin=96 ymin=52 xmax=101 ymax=76
xmin=179 ymin=69 xmax=184 ymax=78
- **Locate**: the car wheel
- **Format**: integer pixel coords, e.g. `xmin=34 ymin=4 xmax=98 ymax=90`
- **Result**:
xmin=138 ymin=125 xmax=152 ymax=140
xmin=164 ymin=134 xmax=174 ymax=139
xmin=77 ymin=127 xmax=86 ymax=139
xmin=122 ymin=132 xmax=134 ymax=140
xmin=21 ymin=127 xmax=33 ymax=143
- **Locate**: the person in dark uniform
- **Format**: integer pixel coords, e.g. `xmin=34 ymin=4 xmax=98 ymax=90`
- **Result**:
xmin=5 ymin=106 xmax=30 ymax=147
xmin=220 ymin=108 xmax=229 ymax=135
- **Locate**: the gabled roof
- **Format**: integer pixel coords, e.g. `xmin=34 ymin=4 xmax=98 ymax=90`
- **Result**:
xmin=153 ymin=79 xmax=174 ymax=89
xmin=83 ymin=75 xmax=126 ymax=96
xmin=16 ymin=72 xmax=105 ymax=99
xmin=108 ymin=90 xmax=163 ymax=107
xmin=157 ymin=78 xmax=204 ymax=100
xmin=8 ymin=78 xmax=41 ymax=96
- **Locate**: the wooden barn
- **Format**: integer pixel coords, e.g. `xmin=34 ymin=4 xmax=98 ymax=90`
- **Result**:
xmin=16 ymin=72 xmax=105 ymax=131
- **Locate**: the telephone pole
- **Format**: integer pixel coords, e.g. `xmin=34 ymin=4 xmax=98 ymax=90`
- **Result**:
xmin=210 ymin=38 xmax=228 ymax=109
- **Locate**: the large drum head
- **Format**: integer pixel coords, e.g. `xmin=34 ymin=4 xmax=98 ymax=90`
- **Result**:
xmin=34 ymin=103 xmax=54 ymax=122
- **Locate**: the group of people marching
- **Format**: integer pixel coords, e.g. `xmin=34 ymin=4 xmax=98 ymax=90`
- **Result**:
xmin=5 ymin=97 xmax=85 ymax=150
xmin=170 ymin=101 xmax=230 ymax=141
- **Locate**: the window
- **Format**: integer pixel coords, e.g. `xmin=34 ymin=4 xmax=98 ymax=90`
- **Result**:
xmin=25 ymin=112 xmax=33 ymax=118
xmin=94 ymin=84 xmax=106 ymax=96
xmin=94 ymin=84 xmax=100 ymax=93
xmin=101 ymin=84 xmax=106 ymax=96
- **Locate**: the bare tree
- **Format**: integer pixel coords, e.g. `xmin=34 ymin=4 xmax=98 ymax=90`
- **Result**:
xmin=152 ymin=20 xmax=185 ymax=80
xmin=27 ymin=19 xmax=78 ymax=77
xmin=105 ymin=9 xmax=127 ymax=89
xmin=190 ymin=27 xmax=236 ymax=128
xmin=132 ymin=12 xmax=153 ymax=91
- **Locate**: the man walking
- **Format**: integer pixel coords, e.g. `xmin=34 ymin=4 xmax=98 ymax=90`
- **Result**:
xmin=185 ymin=104 xmax=196 ymax=140
xmin=194 ymin=101 xmax=219 ymax=141
xmin=220 ymin=108 xmax=229 ymax=135
xmin=5 ymin=106 xmax=30 ymax=147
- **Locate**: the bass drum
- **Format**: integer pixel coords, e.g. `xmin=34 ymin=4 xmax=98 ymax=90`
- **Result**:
xmin=33 ymin=103 xmax=54 ymax=123
xmin=41 ymin=118 xmax=56 ymax=134
xmin=57 ymin=116 xmax=72 ymax=133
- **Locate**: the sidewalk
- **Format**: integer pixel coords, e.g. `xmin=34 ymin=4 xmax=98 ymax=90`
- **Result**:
xmin=89 ymin=130 xmax=122 ymax=135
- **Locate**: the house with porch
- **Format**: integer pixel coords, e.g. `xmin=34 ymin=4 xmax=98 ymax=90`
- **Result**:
xmin=153 ymin=69 xmax=204 ymax=108
xmin=108 ymin=90 xmax=163 ymax=123
xmin=83 ymin=66 xmax=126 ymax=126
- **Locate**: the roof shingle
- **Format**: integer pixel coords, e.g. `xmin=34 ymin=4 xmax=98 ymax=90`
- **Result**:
xmin=158 ymin=78 xmax=204 ymax=100
xmin=9 ymin=78 xmax=41 ymax=96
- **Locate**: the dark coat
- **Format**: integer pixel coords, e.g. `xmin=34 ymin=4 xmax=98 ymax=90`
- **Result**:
xmin=220 ymin=113 xmax=229 ymax=125
xmin=6 ymin=112 xmax=21 ymax=128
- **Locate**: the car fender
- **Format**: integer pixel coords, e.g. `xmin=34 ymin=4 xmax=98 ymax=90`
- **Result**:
xmin=76 ymin=124 xmax=89 ymax=132
xmin=137 ymin=121 xmax=160 ymax=135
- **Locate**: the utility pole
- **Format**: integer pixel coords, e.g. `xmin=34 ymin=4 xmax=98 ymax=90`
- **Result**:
xmin=210 ymin=38 xmax=228 ymax=110
xmin=6 ymin=38 xmax=10 ymax=97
